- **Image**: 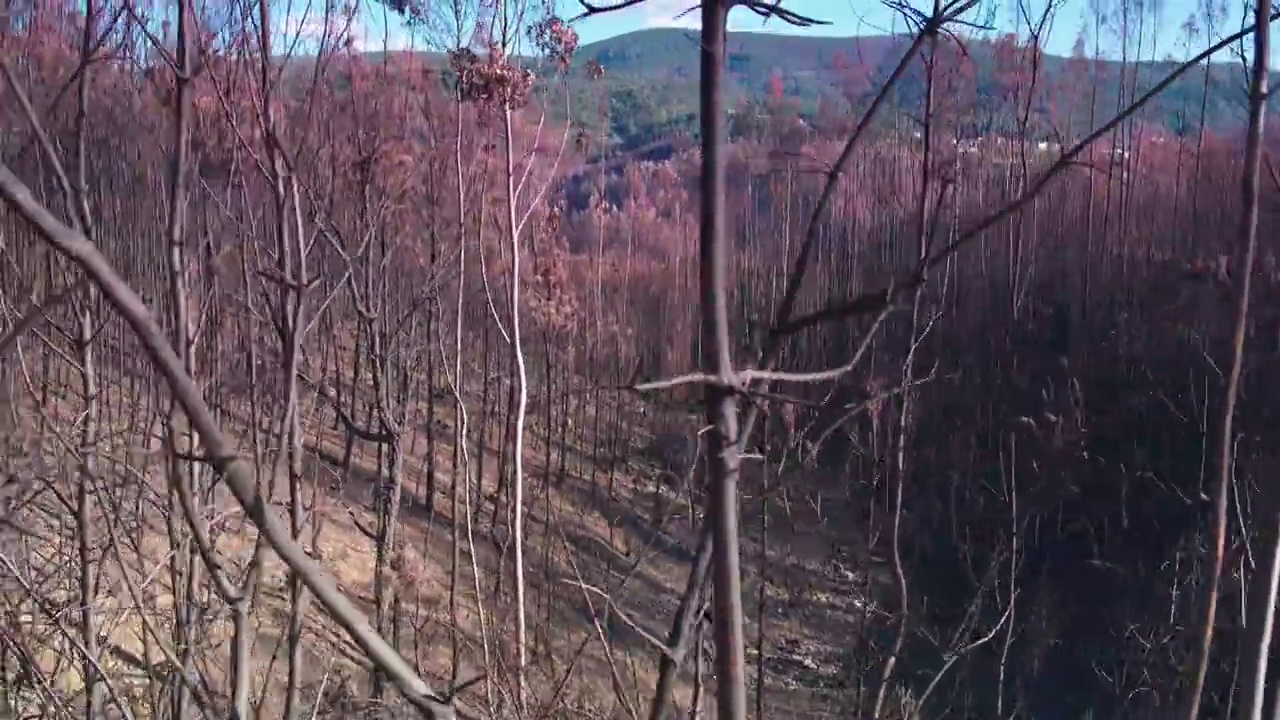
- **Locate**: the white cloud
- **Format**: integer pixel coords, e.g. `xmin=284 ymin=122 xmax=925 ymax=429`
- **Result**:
xmin=631 ymin=0 xmax=763 ymax=32
xmin=349 ymin=21 xmax=416 ymax=52
xmin=635 ymin=0 xmax=701 ymax=29
xmin=278 ymin=5 xmax=415 ymax=53
xmin=279 ymin=10 xmax=338 ymax=43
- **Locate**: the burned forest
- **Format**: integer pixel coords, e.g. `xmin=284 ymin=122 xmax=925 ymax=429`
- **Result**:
xmin=0 ymin=0 xmax=1278 ymax=718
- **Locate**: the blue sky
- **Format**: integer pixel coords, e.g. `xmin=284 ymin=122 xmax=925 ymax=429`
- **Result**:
xmin=558 ymin=0 xmax=1252 ymax=59
xmin=331 ymin=0 xmax=1257 ymax=63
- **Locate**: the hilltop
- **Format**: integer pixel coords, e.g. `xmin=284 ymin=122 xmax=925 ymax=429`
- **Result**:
xmin=309 ymin=27 xmax=1262 ymax=153
xmin=568 ymin=28 xmax=1263 ymax=149
xmin=4 ymin=5 xmax=1280 ymax=718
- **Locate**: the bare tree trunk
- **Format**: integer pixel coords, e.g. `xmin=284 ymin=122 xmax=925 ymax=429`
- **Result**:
xmin=690 ymin=618 xmax=707 ymax=720
xmin=74 ymin=288 xmax=103 ymax=720
xmin=72 ymin=3 xmax=102 ymax=716
xmin=501 ymin=100 xmax=531 ymax=713
xmin=1241 ymin=518 xmax=1280 ymax=720
xmin=874 ymin=26 xmax=938 ymax=717
xmin=1219 ymin=0 xmax=1272 ymax=716
xmin=697 ymin=3 xmax=748 ymax=719
xmin=448 ymin=11 xmax=470 ymax=691
xmin=753 ymin=456 xmax=769 ymax=720
xmin=649 ymin=524 xmax=714 ymax=720
xmin=161 ymin=3 xmax=204 ymax=715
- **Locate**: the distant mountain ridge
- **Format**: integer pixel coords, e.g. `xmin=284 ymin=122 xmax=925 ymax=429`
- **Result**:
xmin=567 ymin=27 xmax=1267 ymax=149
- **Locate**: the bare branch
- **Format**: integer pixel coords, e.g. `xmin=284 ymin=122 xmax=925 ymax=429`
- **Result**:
xmin=0 ymin=280 xmax=87 ymax=360
xmin=0 ymin=162 xmax=464 ymax=720
xmin=571 ymin=0 xmax=829 ymax=26
xmin=0 ymin=553 xmax=138 ymax=720
xmin=562 ymin=579 xmax=677 ymax=660
xmin=739 ymin=305 xmax=893 ymax=385
xmin=777 ymin=9 xmax=1280 ymax=337
xmin=571 ymin=0 xmax=661 ymax=21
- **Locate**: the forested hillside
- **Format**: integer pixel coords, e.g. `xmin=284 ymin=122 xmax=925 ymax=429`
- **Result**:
xmin=568 ymin=27 xmax=1272 ymax=150
xmin=0 ymin=0 xmax=1278 ymax=719
xmin=320 ymin=25 xmax=1272 ymax=155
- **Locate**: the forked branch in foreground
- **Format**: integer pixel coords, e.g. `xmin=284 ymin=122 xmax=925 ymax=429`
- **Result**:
xmin=0 ymin=162 xmax=468 ymax=720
